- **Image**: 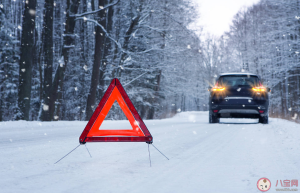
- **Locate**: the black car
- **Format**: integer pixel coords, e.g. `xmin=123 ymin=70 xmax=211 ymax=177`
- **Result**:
xmin=208 ymin=73 xmax=271 ymax=124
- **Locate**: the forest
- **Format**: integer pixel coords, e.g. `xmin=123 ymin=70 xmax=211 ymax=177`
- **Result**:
xmin=0 ymin=0 xmax=299 ymax=123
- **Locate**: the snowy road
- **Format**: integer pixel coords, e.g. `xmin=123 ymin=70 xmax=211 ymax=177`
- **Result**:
xmin=1 ymin=112 xmax=299 ymax=193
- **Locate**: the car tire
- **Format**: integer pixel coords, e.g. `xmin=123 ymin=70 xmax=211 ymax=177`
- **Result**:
xmin=209 ymin=111 xmax=219 ymax=123
xmin=259 ymin=116 xmax=268 ymax=124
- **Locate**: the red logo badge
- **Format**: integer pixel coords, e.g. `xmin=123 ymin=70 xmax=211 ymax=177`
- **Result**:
xmin=257 ymin=178 xmax=271 ymax=191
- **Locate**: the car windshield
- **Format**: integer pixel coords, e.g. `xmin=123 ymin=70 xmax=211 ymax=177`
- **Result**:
xmin=218 ymin=75 xmax=260 ymax=87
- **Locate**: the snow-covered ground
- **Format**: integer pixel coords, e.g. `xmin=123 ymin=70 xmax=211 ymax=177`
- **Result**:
xmin=1 ymin=111 xmax=299 ymax=193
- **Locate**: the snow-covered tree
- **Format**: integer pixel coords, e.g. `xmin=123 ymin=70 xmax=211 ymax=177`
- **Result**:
xmin=0 ymin=6 xmax=19 ymax=121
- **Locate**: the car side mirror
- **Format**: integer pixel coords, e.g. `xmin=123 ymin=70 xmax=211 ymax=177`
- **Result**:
xmin=207 ymin=86 xmax=212 ymax=91
xmin=267 ymin=87 xmax=271 ymax=92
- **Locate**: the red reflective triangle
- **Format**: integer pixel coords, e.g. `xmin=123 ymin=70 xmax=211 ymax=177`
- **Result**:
xmin=79 ymin=78 xmax=153 ymax=144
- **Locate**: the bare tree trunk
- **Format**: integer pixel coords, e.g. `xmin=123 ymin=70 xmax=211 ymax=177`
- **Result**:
xmin=147 ymin=0 xmax=165 ymax=119
xmin=40 ymin=0 xmax=54 ymax=121
xmin=147 ymin=70 xmax=162 ymax=119
xmin=85 ymin=0 xmax=106 ymax=120
xmin=98 ymin=0 xmax=114 ymax=98
xmin=37 ymin=47 xmax=43 ymax=105
xmin=48 ymin=0 xmax=80 ymax=120
xmin=16 ymin=0 xmax=37 ymax=120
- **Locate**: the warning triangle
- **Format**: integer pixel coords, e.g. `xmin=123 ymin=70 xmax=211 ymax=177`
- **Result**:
xmin=79 ymin=78 xmax=153 ymax=144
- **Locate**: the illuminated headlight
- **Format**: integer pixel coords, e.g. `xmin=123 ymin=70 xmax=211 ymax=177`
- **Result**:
xmin=252 ymin=87 xmax=266 ymax=92
xmin=212 ymin=87 xmax=225 ymax=91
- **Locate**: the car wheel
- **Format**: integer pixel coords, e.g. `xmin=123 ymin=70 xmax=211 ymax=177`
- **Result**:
xmin=209 ymin=111 xmax=219 ymax=123
xmin=259 ymin=116 xmax=268 ymax=124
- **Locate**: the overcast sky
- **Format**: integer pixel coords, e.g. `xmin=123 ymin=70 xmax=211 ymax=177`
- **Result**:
xmin=191 ymin=0 xmax=260 ymax=37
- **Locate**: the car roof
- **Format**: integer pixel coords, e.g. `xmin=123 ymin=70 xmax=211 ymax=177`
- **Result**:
xmin=219 ymin=72 xmax=258 ymax=76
